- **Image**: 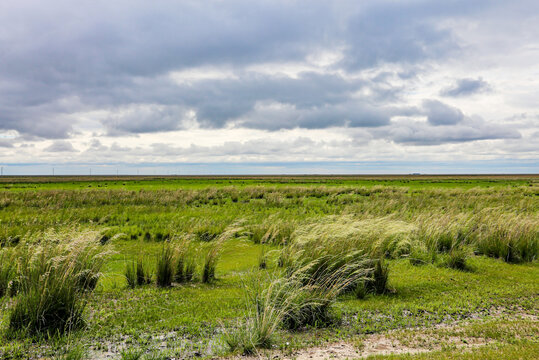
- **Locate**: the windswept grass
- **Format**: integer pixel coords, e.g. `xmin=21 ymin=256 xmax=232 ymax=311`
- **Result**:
xmin=7 ymin=231 xmax=110 ymax=335
xmin=0 ymin=176 xmax=537 ymax=358
xmin=0 ymin=248 xmax=16 ymax=298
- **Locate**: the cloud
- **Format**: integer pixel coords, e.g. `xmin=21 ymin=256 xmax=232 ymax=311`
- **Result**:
xmin=440 ymin=78 xmax=490 ymax=97
xmin=0 ymin=140 xmax=14 ymax=148
xmin=384 ymin=116 xmax=521 ymax=145
xmin=423 ymin=100 xmax=464 ymax=126
xmin=0 ymin=0 xmax=487 ymax=138
xmin=103 ymin=104 xmax=190 ymax=134
xmin=44 ymin=140 xmax=77 ymax=152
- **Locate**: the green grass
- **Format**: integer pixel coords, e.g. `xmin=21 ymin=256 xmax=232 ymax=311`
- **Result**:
xmin=0 ymin=176 xmax=537 ymax=358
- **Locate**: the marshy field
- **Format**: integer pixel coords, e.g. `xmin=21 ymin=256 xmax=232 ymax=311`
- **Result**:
xmin=0 ymin=175 xmax=538 ymax=359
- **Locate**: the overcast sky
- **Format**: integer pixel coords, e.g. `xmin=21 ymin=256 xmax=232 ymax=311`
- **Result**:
xmin=1 ymin=0 xmax=538 ymax=174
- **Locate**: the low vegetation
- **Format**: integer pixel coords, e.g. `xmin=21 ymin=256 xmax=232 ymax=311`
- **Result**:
xmin=0 ymin=175 xmax=537 ymax=358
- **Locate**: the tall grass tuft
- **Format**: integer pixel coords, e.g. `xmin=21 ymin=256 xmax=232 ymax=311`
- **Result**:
xmin=474 ymin=212 xmax=538 ymax=263
xmin=225 ymin=254 xmax=370 ymax=354
xmin=8 ymin=231 xmax=109 ymax=335
xmin=156 ymin=244 xmax=174 ymax=287
xmin=365 ymin=258 xmax=389 ymax=295
xmin=202 ymin=242 xmax=221 ymax=283
xmin=136 ymin=257 xmax=152 ymax=285
xmin=125 ymin=260 xmax=137 ymax=289
xmin=201 ymin=224 xmax=238 ymax=283
xmin=0 ymin=248 xmax=15 ymax=297
xmin=173 ymin=238 xmax=191 ymax=283
xmin=440 ymin=245 xmax=471 ymax=271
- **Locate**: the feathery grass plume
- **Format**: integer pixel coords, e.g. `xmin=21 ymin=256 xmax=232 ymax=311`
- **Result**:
xmin=8 ymin=230 xmax=110 ymax=335
xmin=260 ymin=220 xmax=296 ymax=245
xmin=156 ymin=244 xmax=174 ymax=287
xmin=414 ymin=212 xmax=475 ymax=254
xmin=125 ymin=260 xmax=137 ymax=289
xmin=225 ymin=254 xmax=370 ymax=354
xmin=249 ymin=224 xmax=268 ymax=245
xmin=474 ymin=211 xmax=538 ymax=263
xmin=283 ymin=217 xmax=374 ymax=293
xmin=291 ymin=215 xmax=415 ymax=259
xmin=0 ymin=247 xmax=16 ymax=297
xmin=223 ymin=273 xmax=311 ymax=354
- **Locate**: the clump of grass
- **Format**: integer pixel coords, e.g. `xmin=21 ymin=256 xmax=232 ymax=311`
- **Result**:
xmin=406 ymin=241 xmax=437 ymax=266
xmin=59 ymin=344 xmax=87 ymax=360
xmin=125 ymin=260 xmax=137 ymax=289
xmin=156 ymin=244 xmax=174 ymax=287
xmin=8 ymin=231 xmax=109 ymax=335
xmin=0 ymin=248 xmax=15 ymax=297
xmin=439 ymin=246 xmax=471 ymax=271
xmin=173 ymin=238 xmax=191 ymax=283
xmin=202 ymin=242 xmax=221 ymax=284
xmin=184 ymin=259 xmax=196 ymax=282
xmin=225 ymin=254 xmax=369 ymax=354
xmin=136 ymin=257 xmax=152 ymax=285
xmin=474 ymin=213 xmax=538 ymax=263
xmin=119 ymin=348 xmax=144 ymax=360
xmin=258 ymin=246 xmax=267 ymax=270
xmin=365 ymin=258 xmax=389 ymax=295
xmin=126 ymin=257 xmax=151 ymax=289
xmin=201 ymin=224 xmax=239 ymax=283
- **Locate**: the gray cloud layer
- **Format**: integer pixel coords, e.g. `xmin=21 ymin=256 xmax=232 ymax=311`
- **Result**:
xmin=0 ymin=0 xmax=537 ymax=164
xmin=440 ymin=78 xmax=490 ymax=97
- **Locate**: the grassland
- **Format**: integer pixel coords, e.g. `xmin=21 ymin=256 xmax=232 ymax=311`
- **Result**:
xmin=0 ymin=175 xmax=537 ymax=359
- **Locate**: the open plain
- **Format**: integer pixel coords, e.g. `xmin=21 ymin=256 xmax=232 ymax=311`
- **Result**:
xmin=0 ymin=175 xmax=538 ymax=359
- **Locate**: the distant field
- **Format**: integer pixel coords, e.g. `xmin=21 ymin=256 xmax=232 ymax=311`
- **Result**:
xmin=0 ymin=174 xmax=537 ymax=190
xmin=0 ymin=176 xmax=537 ymax=359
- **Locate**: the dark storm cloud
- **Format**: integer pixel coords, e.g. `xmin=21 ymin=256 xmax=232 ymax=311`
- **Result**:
xmin=440 ymin=78 xmax=490 ymax=97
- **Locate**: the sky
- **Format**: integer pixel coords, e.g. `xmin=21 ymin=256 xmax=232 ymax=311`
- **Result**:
xmin=0 ymin=0 xmax=538 ymax=175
